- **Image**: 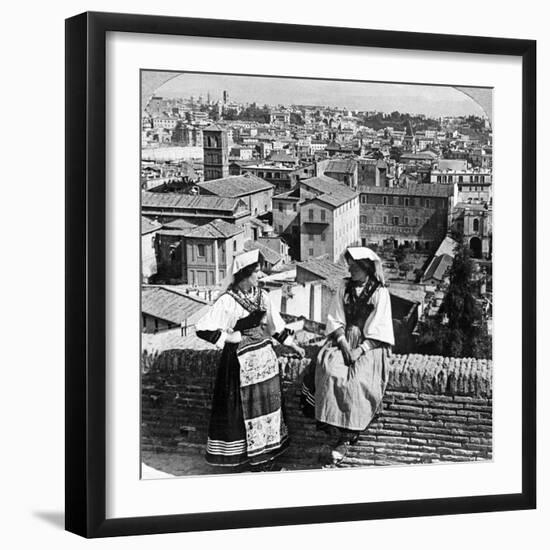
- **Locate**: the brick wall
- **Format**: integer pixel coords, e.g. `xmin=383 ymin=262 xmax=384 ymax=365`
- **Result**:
xmin=141 ymin=348 xmax=492 ymax=468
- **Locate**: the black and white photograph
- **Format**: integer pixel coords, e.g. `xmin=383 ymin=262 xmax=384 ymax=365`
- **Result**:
xmin=140 ymin=71 xmax=494 ymax=478
xmin=1 ymin=0 xmax=544 ymax=545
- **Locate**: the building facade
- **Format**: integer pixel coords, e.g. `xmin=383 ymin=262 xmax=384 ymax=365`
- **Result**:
xmin=430 ymin=167 xmax=492 ymax=203
xmin=155 ymin=219 xmax=245 ymax=285
xmin=357 ymin=157 xmax=389 ymax=187
xmin=270 ymin=111 xmax=291 ymax=125
xmin=184 ymin=224 xmax=245 ymax=286
xmin=229 ymin=161 xmax=317 ymax=193
xmin=300 ymin=176 xmax=360 ymax=261
xmin=272 ymin=175 xmax=360 ymax=261
xmin=452 ymin=202 xmax=493 ymax=259
xmin=358 ymin=184 xmax=457 ymax=250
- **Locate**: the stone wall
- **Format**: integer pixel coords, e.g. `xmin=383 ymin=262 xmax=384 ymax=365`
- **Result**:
xmin=141 ymin=348 xmax=492 ymax=468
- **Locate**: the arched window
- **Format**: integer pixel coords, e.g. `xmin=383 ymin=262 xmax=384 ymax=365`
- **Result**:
xmin=473 ymin=218 xmax=480 ymax=232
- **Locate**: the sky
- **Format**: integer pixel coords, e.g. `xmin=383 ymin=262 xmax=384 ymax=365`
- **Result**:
xmin=152 ymin=71 xmax=489 ymax=118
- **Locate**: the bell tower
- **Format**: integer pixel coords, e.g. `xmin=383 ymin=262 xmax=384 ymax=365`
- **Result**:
xmin=202 ymin=124 xmax=229 ymax=181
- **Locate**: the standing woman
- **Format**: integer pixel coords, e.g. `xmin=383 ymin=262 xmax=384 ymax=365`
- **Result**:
xmin=196 ymin=249 xmax=304 ymax=469
xmin=301 ymin=246 xmax=394 ymax=464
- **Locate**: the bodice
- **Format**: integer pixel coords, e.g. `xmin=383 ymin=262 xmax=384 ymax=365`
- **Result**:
xmin=342 ymin=278 xmax=379 ymax=343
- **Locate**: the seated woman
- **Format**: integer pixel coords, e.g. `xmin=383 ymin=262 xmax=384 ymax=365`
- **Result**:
xmin=301 ymin=246 xmax=394 ymax=464
xmin=196 ymin=249 xmax=304 ymax=470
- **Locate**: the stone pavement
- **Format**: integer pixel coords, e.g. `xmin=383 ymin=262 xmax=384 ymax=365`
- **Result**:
xmin=141 ymin=442 xmax=338 ymax=478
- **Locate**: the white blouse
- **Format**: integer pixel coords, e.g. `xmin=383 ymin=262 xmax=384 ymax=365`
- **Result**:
xmin=325 ymin=281 xmax=395 ymax=347
xmin=195 ymin=289 xmax=288 ymax=349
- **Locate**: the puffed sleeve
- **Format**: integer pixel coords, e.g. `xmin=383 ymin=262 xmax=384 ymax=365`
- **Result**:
xmin=261 ymin=290 xmax=295 ymax=345
xmin=361 ymin=286 xmax=395 ymax=346
xmin=195 ymin=293 xmax=237 ymax=349
xmin=325 ymin=281 xmax=346 ymax=336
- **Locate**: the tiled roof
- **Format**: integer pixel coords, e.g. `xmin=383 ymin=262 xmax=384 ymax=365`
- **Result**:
xmin=324 ymin=159 xmax=356 ymax=174
xmin=434 ymin=236 xmax=459 ymax=257
xmin=302 ymin=175 xmax=351 ymax=195
xmin=310 ymin=193 xmax=350 ymax=208
xmin=301 ymin=175 xmax=357 ymax=207
xmin=141 ymin=286 xmax=208 ymax=325
xmin=141 ymin=216 xmax=162 ymax=235
xmin=423 ymin=253 xmax=453 ymax=282
xmin=400 ymin=150 xmax=439 ymax=160
xmin=273 ymin=189 xmax=300 ymax=201
xmin=358 ymin=157 xmax=379 ymax=166
xmin=142 ymin=191 xmax=245 ymax=212
xmin=296 ymin=258 xmax=348 ymax=283
xmin=244 ymin=240 xmax=282 ymax=266
xmin=268 ymin=152 xmax=298 ymax=163
xmin=387 ymin=283 xmax=426 ymax=305
xmin=162 ymin=219 xmax=197 ymax=231
xmin=181 ymin=218 xmax=244 ymax=239
xmin=359 ymin=184 xmax=454 ymax=198
xmin=197 ymin=174 xmax=273 ymax=197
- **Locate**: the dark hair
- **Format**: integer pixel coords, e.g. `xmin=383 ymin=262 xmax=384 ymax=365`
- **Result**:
xmin=232 ymin=262 xmax=259 ymax=287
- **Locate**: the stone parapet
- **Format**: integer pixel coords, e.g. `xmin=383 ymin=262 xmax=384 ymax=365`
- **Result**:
xmin=141 ymin=347 xmax=492 ymax=469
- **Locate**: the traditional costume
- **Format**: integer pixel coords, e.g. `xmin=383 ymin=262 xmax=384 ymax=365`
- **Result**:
xmin=196 ymin=250 xmax=294 ymax=467
xmin=302 ymin=247 xmax=394 ymax=442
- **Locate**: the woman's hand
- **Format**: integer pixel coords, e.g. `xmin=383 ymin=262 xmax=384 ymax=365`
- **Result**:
xmin=350 ymin=347 xmax=363 ymax=363
xmin=337 ymin=337 xmax=353 ymax=366
xmin=289 ymin=343 xmax=305 ymax=358
xmin=225 ymin=331 xmax=242 ymax=344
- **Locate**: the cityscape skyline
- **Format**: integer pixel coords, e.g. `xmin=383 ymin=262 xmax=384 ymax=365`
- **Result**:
xmin=142 ymin=68 xmax=494 ymax=477
xmin=155 ymin=72 xmax=490 ymax=118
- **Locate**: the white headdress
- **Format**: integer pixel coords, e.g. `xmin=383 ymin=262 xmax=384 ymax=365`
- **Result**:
xmin=345 ymin=246 xmax=386 ymax=286
xmin=219 ymin=249 xmax=262 ymax=293
xmin=346 ymin=246 xmax=382 ymax=263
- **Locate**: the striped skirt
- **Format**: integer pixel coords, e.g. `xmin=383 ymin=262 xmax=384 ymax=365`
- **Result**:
xmin=206 ymin=337 xmax=289 ymax=467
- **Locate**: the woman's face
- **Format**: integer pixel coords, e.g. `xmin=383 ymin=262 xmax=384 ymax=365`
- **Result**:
xmin=347 ymin=258 xmax=367 ymax=282
xmin=243 ymin=265 xmax=261 ymax=288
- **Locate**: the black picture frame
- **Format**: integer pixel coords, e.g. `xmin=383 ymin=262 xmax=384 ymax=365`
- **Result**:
xmin=65 ymin=11 xmax=536 ymax=538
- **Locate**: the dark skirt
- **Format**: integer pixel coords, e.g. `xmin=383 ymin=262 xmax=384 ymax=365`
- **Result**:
xmin=206 ymin=341 xmax=289 ymax=467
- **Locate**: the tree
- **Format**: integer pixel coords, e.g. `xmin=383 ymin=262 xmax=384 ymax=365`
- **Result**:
xmin=417 ymin=240 xmax=492 ymax=358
